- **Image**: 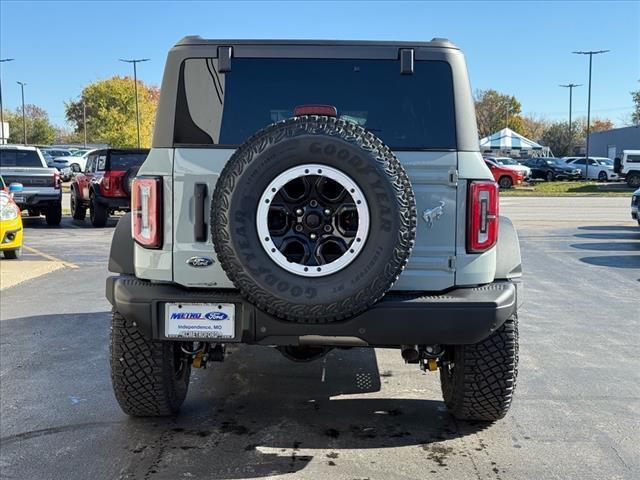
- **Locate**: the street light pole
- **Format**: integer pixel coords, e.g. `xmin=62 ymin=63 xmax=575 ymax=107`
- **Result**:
xmin=559 ymin=83 xmax=582 ymax=155
xmin=0 ymin=58 xmax=15 ymax=145
xmin=119 ymin=58 xmax=149 ymax=148
xmin=505 ymin=106 xmax=512 ymax=129
xmin=83 ymin=100 xmax=87 ymax=148
xmin=16 ymin=81 xmax=26 ymax=145
xmin=572 ymin=50 xmax=609 ymax=179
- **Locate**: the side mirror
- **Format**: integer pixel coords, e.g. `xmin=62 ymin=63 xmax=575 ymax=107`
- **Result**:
xmin=9 ymin=183 xmax=24 ymax=193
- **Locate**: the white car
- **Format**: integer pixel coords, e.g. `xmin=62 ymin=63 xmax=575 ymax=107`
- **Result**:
xmin=563 ymin=157 xmax=619 ymax=181
xmin=484 ymin=156 xmax=531 ymax=179
xmin=50 ymin=149 xmax=96 ymax=175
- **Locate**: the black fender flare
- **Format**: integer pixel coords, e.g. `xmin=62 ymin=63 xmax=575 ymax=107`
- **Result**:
xmin=108 ymin=213 xmax=134 ymax=274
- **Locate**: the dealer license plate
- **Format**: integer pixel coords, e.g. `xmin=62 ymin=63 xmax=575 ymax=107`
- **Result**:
xmin=165 ymin=303 xmax=235 ymax=339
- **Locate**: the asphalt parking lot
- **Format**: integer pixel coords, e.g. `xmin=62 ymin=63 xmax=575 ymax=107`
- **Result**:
xmin=1 ymin=197 xmax=638 ymax=480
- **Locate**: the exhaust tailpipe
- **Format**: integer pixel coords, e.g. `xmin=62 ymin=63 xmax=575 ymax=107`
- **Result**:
xmin=401 ymin=345 xmax=419 ymax=364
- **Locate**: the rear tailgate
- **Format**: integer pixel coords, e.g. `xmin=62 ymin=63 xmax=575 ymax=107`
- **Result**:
xmin=171 ymin=148 xmax=457 ymax=291
xmin=1 ymin=168 xmax=57 ymax=188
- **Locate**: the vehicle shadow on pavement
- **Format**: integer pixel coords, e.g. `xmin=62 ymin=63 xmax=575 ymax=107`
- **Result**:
xmin=573 ymin=225 xmax=640 ymax=270
xmin=577 ymin=225 xmax=639 ymax=232
xmin=110 ymin=345 xmax=487 ymax=479
xmin=0 ymin=313 xmax=486 ymax=480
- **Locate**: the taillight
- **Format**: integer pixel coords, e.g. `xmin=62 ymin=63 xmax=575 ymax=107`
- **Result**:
xmin=103 ymin=170 xmax=126 ymax=196
xmin=54 ymin=171 xmax=61 ymax=189
xmin=467 ymin=180 xmax=499 ymax=253
xmin=132 ymin=177 xmax=162 ymax=248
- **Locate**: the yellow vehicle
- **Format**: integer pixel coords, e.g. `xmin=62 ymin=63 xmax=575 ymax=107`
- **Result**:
xmin=0 ymin=191 xmax=23 ymax=259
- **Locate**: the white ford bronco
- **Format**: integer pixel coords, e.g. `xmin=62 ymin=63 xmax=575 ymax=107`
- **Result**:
xmin=107 ymin=37 xmax=523 ymax=422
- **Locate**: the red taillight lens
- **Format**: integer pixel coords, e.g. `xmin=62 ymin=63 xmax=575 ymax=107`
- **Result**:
xmin=102 ymin=170 xmax=126 ymax=196
xmin=467 ymin=180 xmax=499 ymax=253
xmin=54 ymin=172 xmax=61 ymax=189
xmin=293 ymin=105 xmax=338 ymax=117
xmin=132 ymin=177 xmax=162 ymax=249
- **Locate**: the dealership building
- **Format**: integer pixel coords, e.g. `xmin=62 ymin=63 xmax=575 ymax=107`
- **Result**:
xmin=588 ymin=125 xmax=640 ymax=159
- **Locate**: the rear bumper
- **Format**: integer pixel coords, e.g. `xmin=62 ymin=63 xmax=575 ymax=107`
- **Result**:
xmin=106 ymin=275 xmax=519 ymax=346
xmin=13 ymin=192 xmax=61 ymax=209
xmin=94 ymin=194 xmax=130 ymax=210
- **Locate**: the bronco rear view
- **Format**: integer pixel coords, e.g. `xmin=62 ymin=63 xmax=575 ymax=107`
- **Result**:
xmin=106 ymin=37 xmax=522 ymax=421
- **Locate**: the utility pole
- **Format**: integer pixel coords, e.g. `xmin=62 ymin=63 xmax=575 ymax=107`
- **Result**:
xmin=16 ymin=81 xmax=26 ymax=145
xmin=83 ymin=100 xmax=87 ymax=148
xmin=119 ymin=58 xmax=149 ymax=148
xmin=559 ymin=83 xmax=582 ymax=156
xmin=0 ymin=58 xmax=15 ymax=145
xmin=572 ymin=50 xmax=610 ymax=179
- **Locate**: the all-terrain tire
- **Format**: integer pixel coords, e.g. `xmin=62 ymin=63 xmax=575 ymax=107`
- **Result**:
xmin=211 ymin=115 xmax=416 ymax=323
xmin=109 ymin=310 xmax=191 ymax=417
xmin=439 ymin=314 xmax=519 ymax=422
xmin=45 ymin=201 xmax=62 ymax=226
xmin=90 ymin=194 xmax=108 ymax=227
xmin=70 ymin=188 xmax=86 ymax=220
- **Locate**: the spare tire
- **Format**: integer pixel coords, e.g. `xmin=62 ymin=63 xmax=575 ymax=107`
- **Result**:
xmin=211 ymin=116 xmax=416 ymax=323
xmin=122 ymin=167 xmax=140 ymax=196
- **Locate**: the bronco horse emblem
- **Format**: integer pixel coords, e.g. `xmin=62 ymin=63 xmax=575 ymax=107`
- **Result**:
xmin=422 ymin=201 xmax=445 ymax=228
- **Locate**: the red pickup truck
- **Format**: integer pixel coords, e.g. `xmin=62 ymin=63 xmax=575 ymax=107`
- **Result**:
xmin=70 ymin=148 xmax=148 ymax=227
xmin=484 ymin=160 xmax=524 ymax=189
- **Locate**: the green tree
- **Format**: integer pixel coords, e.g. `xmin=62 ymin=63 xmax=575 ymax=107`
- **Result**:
xmin=540 ymin=120 xmax=586 ymax=157
xmin=474 ymin=89 xmax=527 ymax=138
xmin=521 ymin=114 xmax=549 ymax=142
xmin=2 ymin=104 xmax=56 ymax=145
xmin=65 ymin=76 xmax=159 ymax=148
xmin=631 ymin=81 xmax=639 ymax=125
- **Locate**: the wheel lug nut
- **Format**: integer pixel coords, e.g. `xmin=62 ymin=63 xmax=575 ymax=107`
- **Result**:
xmin=324 ymin=208 xmax=331 ymax=215
xmin=310 ymin=233 xmax=317 ymax=240
xmin=324 ymin=225 xmax=332 ymax=232
xmin=310 ymin=200 xmax=318 ymax=207
xmin=295 ymin=225 xmax=303 ymax=232
xmin=295 ymin=208 xmax=303 ymax=216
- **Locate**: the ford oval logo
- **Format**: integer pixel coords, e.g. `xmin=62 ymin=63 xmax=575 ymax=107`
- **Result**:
xmin=186 ymin=256 xmax=214 ymax=267
xmin=205 ymin=311 xmax=228 ymax=320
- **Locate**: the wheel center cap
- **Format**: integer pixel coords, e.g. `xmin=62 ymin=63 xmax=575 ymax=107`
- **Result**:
xmin=305 ymin=213 xmax=321 ymax=228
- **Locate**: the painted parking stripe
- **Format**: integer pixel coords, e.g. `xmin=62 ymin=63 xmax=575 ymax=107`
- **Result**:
xmin=23 ymin=246 xmax=79 ymax=269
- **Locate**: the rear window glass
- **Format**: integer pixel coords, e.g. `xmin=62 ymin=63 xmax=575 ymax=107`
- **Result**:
xmin=176 ymin=58 xmax=456 ymax=150
xmin=108 ymin=152 xmax=148 ymax=170
xmin=0 ymin=149 xmax=43 ymax=167
xmin=628 ymin=155 xmax=640 ymax=163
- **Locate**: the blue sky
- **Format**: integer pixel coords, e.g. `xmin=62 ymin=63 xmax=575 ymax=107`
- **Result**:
xmin=1 ymin=0 xmax=638 ymax=128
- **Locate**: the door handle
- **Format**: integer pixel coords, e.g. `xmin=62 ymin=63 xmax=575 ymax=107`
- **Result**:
xmin=194 ymin=183 xmax=208 ymax=242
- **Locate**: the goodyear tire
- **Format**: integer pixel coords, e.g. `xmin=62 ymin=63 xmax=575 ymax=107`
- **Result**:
xmin=110 ymin=310 xmax=191 ymax=416
xmin=211 ymin=116 xmax=416 ymax=323
xmin=439 ymin=314 xmax=519 ymax=422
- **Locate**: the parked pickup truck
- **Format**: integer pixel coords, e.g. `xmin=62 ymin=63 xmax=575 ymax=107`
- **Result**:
xmin=0 ymin=145 xmax=62 ymax=226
